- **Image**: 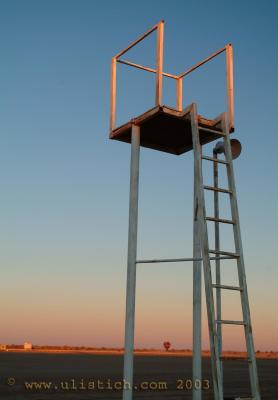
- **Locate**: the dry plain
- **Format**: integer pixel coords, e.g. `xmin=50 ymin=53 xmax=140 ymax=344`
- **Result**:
xmin=0 ymin=352 xmax=277 ymax=399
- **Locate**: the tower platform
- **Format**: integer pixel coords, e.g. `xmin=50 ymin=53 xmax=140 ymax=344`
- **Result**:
xmin=110 ymin=105 xmax=231 ymax=155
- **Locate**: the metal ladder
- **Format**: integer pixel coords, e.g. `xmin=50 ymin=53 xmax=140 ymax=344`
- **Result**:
xmin=190 ymin=103 xmax=261 ymax=400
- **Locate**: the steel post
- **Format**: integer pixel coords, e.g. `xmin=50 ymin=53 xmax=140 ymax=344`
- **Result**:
xmin=193 ymin=160 xmax=202 ymax=400
xmin=122 ymin=124 xmax=140 ymax=400
xmin=190 ymin=103 xmax=223 ymax=400
xmin=213 ymin=152 xmax=223 ymax=380
xmin=155 ymin=21 xmax=164 ymax=105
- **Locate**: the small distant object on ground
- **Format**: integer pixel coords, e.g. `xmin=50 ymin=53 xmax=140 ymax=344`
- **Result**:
xmin=24 ymin=342 xmax=33 ymax=350
xmin=163 ymin=341 xmax=171 ymax=351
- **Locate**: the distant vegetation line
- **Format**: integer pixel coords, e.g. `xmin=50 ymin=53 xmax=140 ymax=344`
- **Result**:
xmin=1 ymin=344 xmax=278 ymax=357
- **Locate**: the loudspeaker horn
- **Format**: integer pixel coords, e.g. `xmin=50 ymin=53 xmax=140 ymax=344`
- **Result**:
xmin=213 ymin=139 xmax=242 ymax=160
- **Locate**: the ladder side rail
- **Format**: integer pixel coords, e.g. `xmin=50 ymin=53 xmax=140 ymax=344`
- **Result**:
xmin=190 ymin=103 xmax=223 ymax=400
xmin=221 ymin=114 xmax=261 ymax=400
xmin=213 ymin=154 xmax=223 ymax=381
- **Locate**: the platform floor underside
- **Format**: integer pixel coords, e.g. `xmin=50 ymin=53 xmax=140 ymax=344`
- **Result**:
xmin=110 ymin=105 xmax=230 ymax=155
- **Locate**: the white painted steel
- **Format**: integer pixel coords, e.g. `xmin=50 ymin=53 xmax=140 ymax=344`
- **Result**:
xmin=190 ymin=103 xmax=223 ymax=400
xmin=213 ymin=153 xmax=223 ymax=382
xmin=122 ymin=125 xmax=140 ymax=400
xmin=193 ymin=146 xmax=202 ymax=400
xmin=221 ymin=115 xmax=261 ymax=399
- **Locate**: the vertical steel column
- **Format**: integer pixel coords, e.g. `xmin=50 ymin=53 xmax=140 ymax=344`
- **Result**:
xmin=225 ymin=44 xmax=234 ymax=132
xmin=213 ymin=153 xmax=223 ymax=380
xmin=176 ymin=78 xmax=183 ymax=111
xmin=190 ymin=103 xmax=223 ymax=400
xmin=155 ymin=20 xmax=164 ymax=105
xmin=110 ymin=57 xmax=117 ymax=131
xmin=123 ymin=124 xmax=140 ymax=400
xmin=193 ymin=158 xmax=202 ymax=400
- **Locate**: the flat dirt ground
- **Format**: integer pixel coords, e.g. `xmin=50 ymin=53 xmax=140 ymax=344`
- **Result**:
xmin=0 ymin=353 xmax=277 ymax=399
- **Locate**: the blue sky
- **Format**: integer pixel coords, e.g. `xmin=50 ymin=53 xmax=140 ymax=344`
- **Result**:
xmin=0 ymin=0 xmax=277 ymax=350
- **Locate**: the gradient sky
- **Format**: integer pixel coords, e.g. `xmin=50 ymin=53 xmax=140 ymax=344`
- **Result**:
xmin=0 ymin=0 xmax=277 ymax=351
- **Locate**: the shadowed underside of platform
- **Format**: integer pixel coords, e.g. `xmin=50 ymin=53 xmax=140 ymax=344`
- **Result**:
xmin=110 ymin=105 xmax=230 ymax=155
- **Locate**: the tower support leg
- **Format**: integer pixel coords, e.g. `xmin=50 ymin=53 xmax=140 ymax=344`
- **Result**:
xmin=193 ymin=163 xmax=202 ymax=400
xmin=190 ymin=103 xmax=223 ymax=400
xmin=122 ymin=124 xmax=140 ymax=400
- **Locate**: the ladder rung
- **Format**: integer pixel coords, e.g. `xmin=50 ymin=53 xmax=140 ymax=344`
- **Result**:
xmin=199 ymin=126 xmax=226 ymax=136
xmin=210 ymin=256 xmax=240 ymax=260
xmin=216 ymin=319 xmax=247 ymax=326
xmin=136 ymin=257 xmax=201 ymax=264
xmin=209 ymin=250 xmax=239 ymax=258
xmin=212 ymin=284 xmax=243 ymax=291
xmin=137 ymin=255 xmax=239 ymax=264
xmin=202 ymin=155 xmax=229 ymax=165
xmin=206 ymin=217 xmax=235 ymax=224
xmin=204 ymin=185 xmax=232 ymax=194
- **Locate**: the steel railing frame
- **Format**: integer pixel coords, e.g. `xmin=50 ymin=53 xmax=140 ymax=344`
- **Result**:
xmin=110 ymin=20 xmax=234 ymax=132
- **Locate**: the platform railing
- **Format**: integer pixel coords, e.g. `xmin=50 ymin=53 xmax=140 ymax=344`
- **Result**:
xmin=177 ymin=43 xmax=234 ymax=131
xmin=110 ymin=20 xmax=234 ymax=133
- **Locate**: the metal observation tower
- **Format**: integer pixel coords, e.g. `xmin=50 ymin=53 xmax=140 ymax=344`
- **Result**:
xmin=109 ymin=20 xmax=261 ymax=400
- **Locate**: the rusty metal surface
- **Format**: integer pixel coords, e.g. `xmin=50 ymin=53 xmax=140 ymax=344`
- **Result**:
xmin=110 ymin=105 xmax=225 ymax=155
